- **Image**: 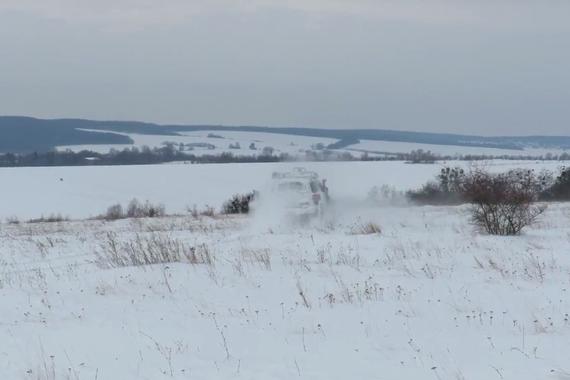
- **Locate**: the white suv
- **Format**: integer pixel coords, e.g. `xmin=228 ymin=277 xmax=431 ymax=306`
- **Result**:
xmin=271 ymin=168 xmax=329 ymax=217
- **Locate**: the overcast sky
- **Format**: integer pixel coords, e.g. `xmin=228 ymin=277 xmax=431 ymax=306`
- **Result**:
xmin=1 ymin=1 xmax=569 ymax=135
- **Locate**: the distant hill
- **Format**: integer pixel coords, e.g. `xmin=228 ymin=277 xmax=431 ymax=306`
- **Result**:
xmin=1 ymin=116 xmax=570 ymax=153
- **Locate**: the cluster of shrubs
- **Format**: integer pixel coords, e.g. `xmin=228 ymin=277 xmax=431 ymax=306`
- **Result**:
xmin=407 ymin=166 xmax=570 ymax=235
xmin=99 ymin=191 xmax=258 ymax=222
xmin=406 ymin=167 xmax=469 ymax=205
xmin=102 ymin=199 xmax=166 ymax=220
xmin=541 ymin=167 xmax=570 ymax=201
xmin=408 ymin=166 xmax=570 ymax=205
xmin=4 ymin=214 xmax=70 ymax=225
xmin=407 ymin=149 xmax=438 ymax=164
xmin=27 ymin=214 xmax=70 ymax=224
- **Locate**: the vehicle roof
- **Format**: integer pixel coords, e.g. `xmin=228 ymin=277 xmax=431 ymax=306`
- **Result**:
xmin=272 ymin=168 xmax=319 ymax=180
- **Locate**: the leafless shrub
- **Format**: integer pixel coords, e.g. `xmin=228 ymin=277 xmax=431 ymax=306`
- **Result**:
xmin=127 ymin=198 xmax=166 ymax=218
xmin=221 ymin=191 xmax=257 ymax=214
xmin=464 ymin=169 xmax=546 ymax=235
xmin=407 ymin=167 xmax=467 ymax=205
xmin=6 ymin=216 xmax=20 ymax=224
xmin=200 ymin=206 xmax=216 ymax=218
xmin=103 ymin=203 xmax=125 ymax=220
xmin=189 ymin=206 xmax=199 ymax=219
xmin=188 ymin=205 xmax=216 ymax=219
xmin=96 ymin=199 xmax=166 ymax=220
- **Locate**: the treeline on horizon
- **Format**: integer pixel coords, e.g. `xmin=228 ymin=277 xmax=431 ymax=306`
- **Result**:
xmin=0 ymin=146 xmax=570 ymax=168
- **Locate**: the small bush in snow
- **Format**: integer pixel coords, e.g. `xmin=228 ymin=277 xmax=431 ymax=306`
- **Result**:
xmin=188 ymin=205 xmax=215 ymax=218
xmin=221 ymin=191 xmax=257 ymax=214
xmin=464 ymin=169 xmax=546 ymax=235
xmin=99 ymin=199 xmax=165 ymax=220
xmin=126 ymin=199 xmax=166 ymax=218
xmin=407 ymin=167 xmax=467 ymax=205
xmin=6 ymin=216 xmax=20 ymax=225
xmin=104 ymin=204 xmax=125 ymax=220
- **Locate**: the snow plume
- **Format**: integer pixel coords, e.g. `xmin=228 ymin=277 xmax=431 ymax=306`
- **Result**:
xmin=247 ymin=168 xmax=383 ymax=234
xmin=248 ymin=181 xmax=304 ymax=233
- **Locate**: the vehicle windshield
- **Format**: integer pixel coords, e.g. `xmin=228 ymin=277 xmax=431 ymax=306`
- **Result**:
xmin=309 ymin=180 xmax=320 ymax=193
xmin=277 ymin=181 xmax=306 ymax=192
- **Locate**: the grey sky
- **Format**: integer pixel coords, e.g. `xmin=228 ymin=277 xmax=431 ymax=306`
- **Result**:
xmin=1 ymin=1 xmax=569 ymax=135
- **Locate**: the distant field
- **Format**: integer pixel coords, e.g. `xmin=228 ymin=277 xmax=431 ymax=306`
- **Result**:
xmin=57 ymin=129 xmax=570 ymax=159
xmin=57 ymin=130 xmax=340 ymax=157
xmin=347 ymin=139 xmax=568 ymax=157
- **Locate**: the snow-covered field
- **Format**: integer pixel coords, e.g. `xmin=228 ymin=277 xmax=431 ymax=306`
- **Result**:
xmin=0 ymin=160 xmax=567 ymax=220
xmin=2 ymin=160 xmax=570 ymax=380
xmin=347 ymin=139 xmax=568 ymax=157
xmin=2 ymin=200 xmax=570 ymax=379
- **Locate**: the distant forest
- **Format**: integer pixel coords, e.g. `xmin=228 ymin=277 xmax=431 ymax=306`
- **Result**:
xmin=3 ymin=116 xmax=570 ymax=153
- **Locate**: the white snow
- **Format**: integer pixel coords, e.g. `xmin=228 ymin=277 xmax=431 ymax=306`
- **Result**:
xmin=1 ymin=160 xmax=570 ymax=379
xmin=1 ymin=201 xmax=570 ymax=379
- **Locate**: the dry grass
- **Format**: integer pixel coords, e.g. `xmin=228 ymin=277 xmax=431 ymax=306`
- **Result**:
xmin=349 ymin=222 xmax=381 ymax=235
xmin=188 ymin=205 xmax=216 ymax=219
xmin=96 ymin=232 xmax=214 ymax=268
xmin=323 ymin=270 xmax=384 ymax=307
xmin=240 ymin=248 xmax=272 ymax=270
